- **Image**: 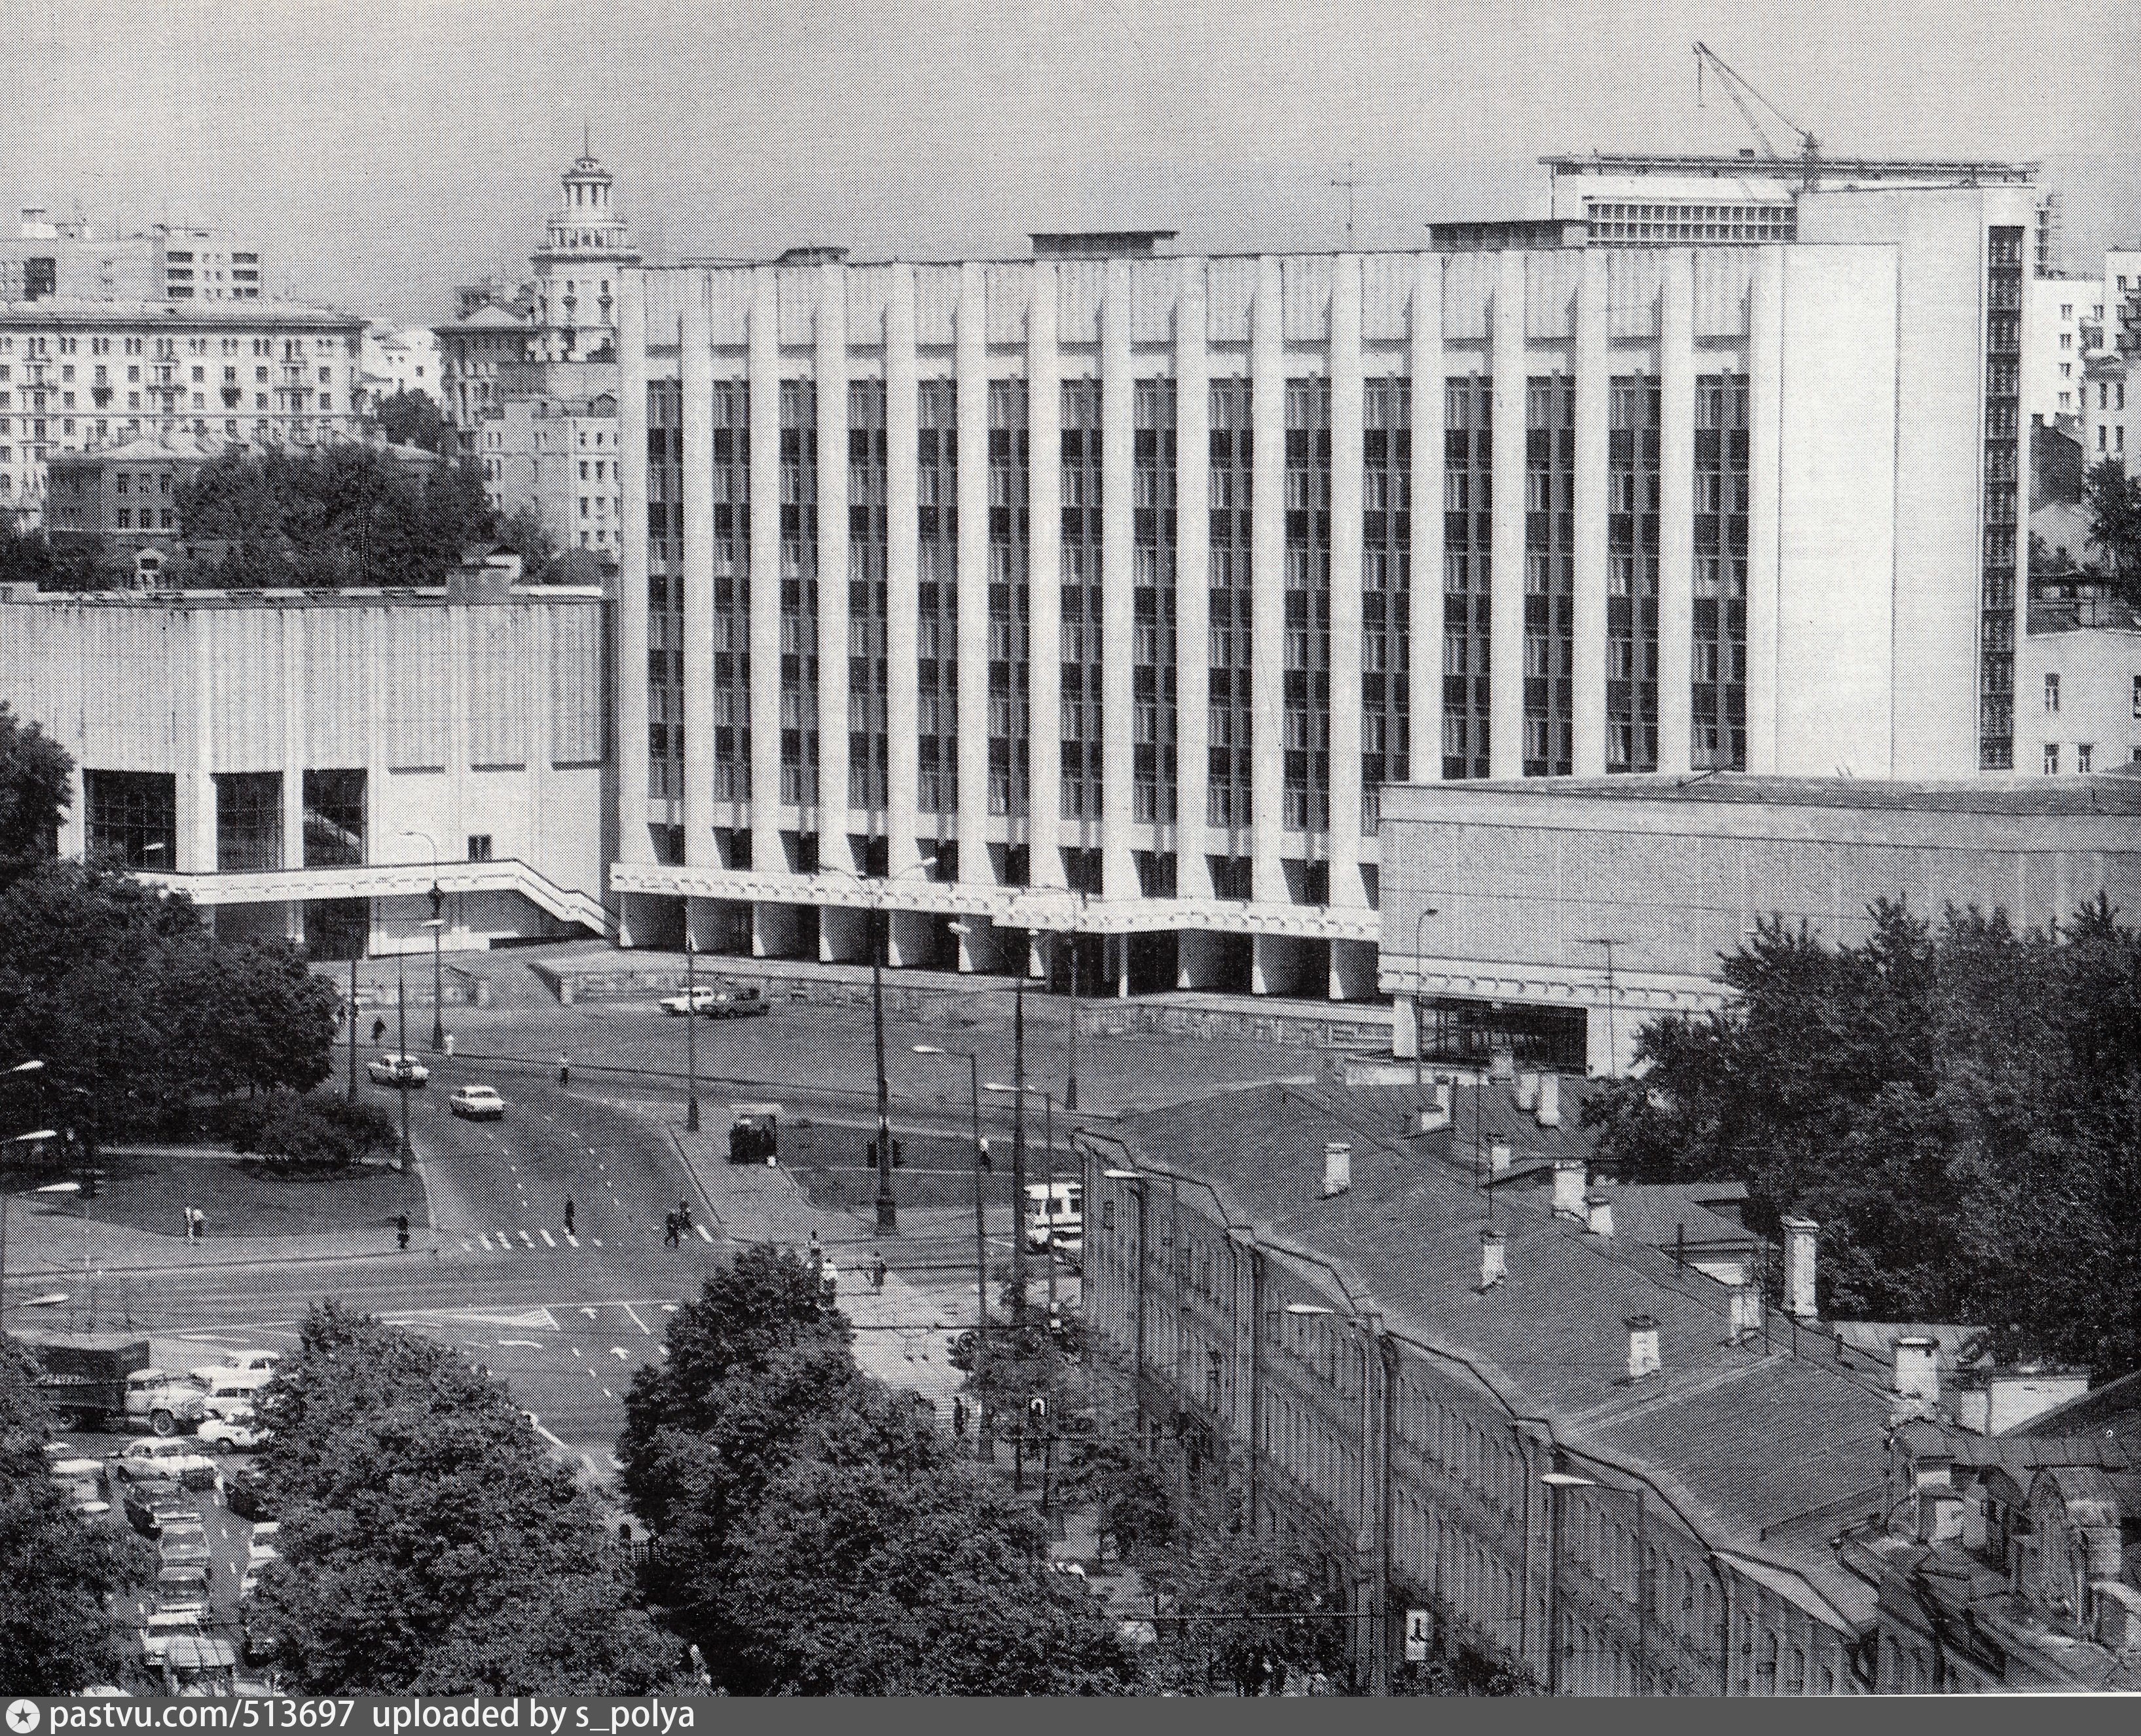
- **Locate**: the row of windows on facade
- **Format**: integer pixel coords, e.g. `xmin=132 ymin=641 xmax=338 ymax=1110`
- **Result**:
xmin=0 ymin=418 xmax=344 ymax=490
xmin=0 ymin=334 xmax=343 ymax=359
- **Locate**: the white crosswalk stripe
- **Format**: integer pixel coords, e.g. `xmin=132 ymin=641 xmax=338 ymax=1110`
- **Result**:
xmin=539 ymin=1228 xmax=556 ymax=1247
xmin=694 ymin=1222 xmax=714 ymax=1243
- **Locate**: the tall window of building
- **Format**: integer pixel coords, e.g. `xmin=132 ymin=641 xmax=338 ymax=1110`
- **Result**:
xmin=2077 ymin=742 xmax=2094 ymax=773
xmin=1607 ymin=375 xmax=1662 ymax=773
xmin=778 ymin=379 xmax=820 ymax=811
xmin=986 ymin=379 xmax=1031 ymax=824
xmin=84 ymin=770 xmax=176 ymax=869
xmin=301 ymin=768 xmax=365 ymax=866
xmin=1059 ymin=379 xmax=1105 ymax=822
xmin=1132 ymin=377 xmax=1178 ymax=831
xmin=1524 ymin=375 xmax=1575 ymax=777
xmin=1693 ymin=373 xmax=1749 ymax=770
xmin=1207 ymin=377 xmax=1254 ymax=830
xmin=2045 ymin=672 xmax=2060 ymax=713
xmin=916 ymin=379 xmax=959 ymax=815
xmin=2044 ymin=742 xmax=2059 ymax=775
xmin=646 ymin=380 xmax=685 ymax=811
xmin=1981 ymin=227 xmax=2024 ymax=771
xmin=847 ymin=379 xmax=890 ymax=810
xmin=1282 ymin=377 xmax=1331 ymax=837
xmin=1442 ymin=375 xmax=1493 ymax=779
xmin=213 ymin=771 xmax=282 ymax=874
xmin=1361 ymin=375 xmax=1412 ymax=832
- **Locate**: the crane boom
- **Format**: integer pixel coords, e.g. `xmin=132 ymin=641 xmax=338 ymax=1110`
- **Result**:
xmin=1692 ymin=42 xmax=1821 ymax=190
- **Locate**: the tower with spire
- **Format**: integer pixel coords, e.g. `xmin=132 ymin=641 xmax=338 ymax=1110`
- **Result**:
xmin=530 ymin=131 xmax=640 ymax=363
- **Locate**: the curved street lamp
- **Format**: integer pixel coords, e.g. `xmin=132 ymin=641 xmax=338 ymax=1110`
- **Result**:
xmin=398 ymin=829 xmax=447 ymax=1052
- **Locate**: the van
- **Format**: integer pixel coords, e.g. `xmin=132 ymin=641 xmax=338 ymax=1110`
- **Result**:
xmin=1023 ymin=1181 xmax=1084 ymax=1253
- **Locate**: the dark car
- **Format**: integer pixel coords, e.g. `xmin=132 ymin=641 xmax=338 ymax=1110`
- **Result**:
xmin=225 ymin=1469 xmax=276 ymax=1524
xmin=701 ymin=987 xmax=769 ymax=1020
xmin=124 ymin=1488 xmax=199 ymax=1540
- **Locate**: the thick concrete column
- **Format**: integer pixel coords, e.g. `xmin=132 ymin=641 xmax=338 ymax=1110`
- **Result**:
xmin=955 ymin=265 xmax=990 ymax=887
xmin=280 ymin=612 xmax=306 ymax=872
xmin=1658 ymin=251 xmax=1696 ymax=777
xmin=1173 ymin=258 xmax=1213 ymax=900
xmin=748 ymin=268 xmax=783 ymax=861
xmin=1409 ymin=253 xmax=1446 ymax=785
xmin=814 ymin=263 xmax=852 ymax=864
xmin=1100 ymin=259 xmax=1137 ymax=898
xmin=1026 ymin=264 xmax=1066 ymax=887
xmin=1746 ymin=246 xmax=1785 ymax=774
xmin=680 ymin=280 xmax=716 ymax=864
xmin=1488 ymin=249 xmax=1528 ymax=781
xmin=185 ymin=610 xmax=215 ymax=874
xmin=1327 ymin=255 xmax=1365 ymax=906
xmin=617 ymin=272 xmax=653 ymax=864
xmin=1249 ymin=257 xmax=1285 ymax=902
xmin=884 ymin=265 xmax=922 ymax=877
xmin=445 ymin=597 xmax=471 ymax=881
xmin=1571 ymin=249 xmax=1610 ymax=777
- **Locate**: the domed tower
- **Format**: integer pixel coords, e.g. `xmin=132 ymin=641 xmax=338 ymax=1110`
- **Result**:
xmin=530 ymin=132 xmax=641 ymax=363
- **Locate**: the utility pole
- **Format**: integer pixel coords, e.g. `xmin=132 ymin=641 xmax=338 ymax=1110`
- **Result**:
xmin=1010 ymin=972 xmax=1028 ymax=1314
xmin=346 ymin=956 xmax=357 ymax=1103
xmin=871 ymin=898 xmax=894 ymax=1234
xmin=395 ymin=950 xmax=412 ymax=1170
xmin=1330 ymin=161 xmax=1359 ymax=248
xmin=684 ymin=932 xmax=700 ymax=1133
xmin=1582 ymin=937 xmax=1626 ymax=1076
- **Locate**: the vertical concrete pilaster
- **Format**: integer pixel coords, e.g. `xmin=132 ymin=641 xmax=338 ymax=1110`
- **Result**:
xmin=1488 ymin=249 xmax=1528 ymax=782
xmin=955 ymin=265 xmax=991 ymax=889
xmin=1410 ymin=253 xmax=1446 ymax=786
xmin=814 ymin=263 xmax=852 ymax=866
xmin=747 ymin=268 xmax=783 ymax=866
xmin=1099 ymin=259 xmax=1137 ymax=898
xmin=1027 ymin=265 xmax=1065 ymax=888
xmin=615 ymin=271 xmax=653 ymax=866
xmin=1571 ymin=249 xmax=1610 ymax=777
xmin=884 ymin=265 xmax=922 ymax=877
xmin=1173 ymin=259 xmax=1213 ymax=901
xmin=680 ymin=282 xmax=716 ymax=864
xmin=1327 ymin=255 xmax=1366 ymax=906
xmin=1658 ymin=251 xmax=1696 ymax=777
xmin=1746 ymin=246 xmax=1785 ymax=774
xmin=1249 ymin=259 xmax=1285 ymax=902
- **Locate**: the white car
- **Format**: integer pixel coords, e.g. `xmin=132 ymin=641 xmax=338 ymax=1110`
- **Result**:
xmin=367 ymin=1053 xmax=429 ymax=1088
xmin=197 ymin=1412 xmax=266 ymax=1453
xmin=213 ymin=1350 xmax=284 ymax=1376
xmin=107 ymin=1438 xmax=217 ymax=1485
xmin=448 ymin=1084 xmax=505 ymax=1120
xmin=659 ymin=987 xmax=719 ymax=1016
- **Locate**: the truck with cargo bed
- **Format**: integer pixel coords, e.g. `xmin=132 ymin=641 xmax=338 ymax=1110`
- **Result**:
xmin=16 ymin=1331 xmax=210 ymax=1435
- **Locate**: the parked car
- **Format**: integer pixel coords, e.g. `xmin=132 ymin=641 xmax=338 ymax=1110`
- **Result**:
xmin=123 ymin=1487 xmax=198 ymax=1538
xmin=208 ymin=1349 xmax=283 ymax=1376
xmin=197 ymin=1411 xmax=266 ymax=1452
xmin=238 ymin=1537 xmax=280 ymax=1599
xmin=701 ymin=987 xmax=769 ymax=1020
xmin=139 ymin=1611 xmax=202 ymax=1670
xmin=448 ymin=1084 xmax=505 ymax=1120
xmin=192 ymin=1369 xmax=274 ymax=1415
xmin=152 ymin=1564 xmax=210 ymax=1619
xmin=659 ymin=986 xmax=720 ymax=1016
xmin=157 ymin=1529 xmax=211 ymax=1572
xmin=225 ymin=1469 xmax=275 ymax=1523
xmin=108 ymin=1438 xmax=217 ymax=1487
xmin=367 ymin=1053 xmax=428 ymax=1088
xmin=64 ymin=1481 xmax=109 ymax=1520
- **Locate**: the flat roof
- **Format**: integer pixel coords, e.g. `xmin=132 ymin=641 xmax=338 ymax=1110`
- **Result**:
xmin=1543 ymin=152 xmax=2039 ymax=181
xmin=0 ymin=296 xmax=356 ymax=327
xmin=1391 ymin=771 xmax=2141 ymax=817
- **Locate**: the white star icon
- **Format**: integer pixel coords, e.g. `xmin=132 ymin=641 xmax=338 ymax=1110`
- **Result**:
xmin=7 ymin=1699 xmax=42 ymax=1735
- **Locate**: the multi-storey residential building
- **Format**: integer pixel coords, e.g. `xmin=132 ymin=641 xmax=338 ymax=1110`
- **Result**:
xmin=2026 ymin=274 xmax=2089 ymax=424
xmin=0 ymin=298 xmax=365 ymax=527
xmin=0 ymin=208 xmax=262 ymax=304
xmin=608 ymin=174 xmax=2042 ymax=1003
xmin=2081 ymin=352 xmax=2133 ymax=475
xmin=437 ymin=147 xmax=636 ymax=554
xmin=39 ymin=435 xmax=217 ymax=541
xmin=1077 ymin=1079 xmax=1890 ymax=1694
xmin=360 ymin=323 xmax=442 ymax=403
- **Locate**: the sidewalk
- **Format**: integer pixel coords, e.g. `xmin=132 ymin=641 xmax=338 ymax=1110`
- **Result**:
xmin=0 ymin=1195 xmax=447 ymax=1280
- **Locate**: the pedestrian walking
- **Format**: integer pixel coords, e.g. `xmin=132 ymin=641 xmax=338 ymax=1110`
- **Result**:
xmin=396 ymin=1213 xmax=410 ymax=1251
xmin=978 ymin=1137 xmax=992 ymax=1173
xmin=953 ymin=1396 xmax=968 ymax=1437
xmin=663 ymin=1211 xmax=679 ymax=1247
xmin=677 ymin=1198 xmax=691 ymax=1232
xmin=564 ymin=1198 xmax=575 ymax=1236
xmin=871 ymin=1255 xmax=887 ymax=1292
xmin=557 ymin=1052 xmax=570 ymax=1087
xmin=182 ymin=1204 xmax=195 ymax=1241
xmin=819 ymin=1257 xmax=837 ymax=1299
xmin=443 ymin=1033 xmax=454 ymax=1059
xmin=371 ymin=1016 xmax=387 ymax=1043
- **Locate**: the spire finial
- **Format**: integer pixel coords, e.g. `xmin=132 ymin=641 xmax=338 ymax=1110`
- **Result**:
xmin=582 ymin=116 xmax=591 ymax=160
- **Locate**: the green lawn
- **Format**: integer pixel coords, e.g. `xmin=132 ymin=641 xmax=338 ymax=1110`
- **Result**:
xmin=56 ymin=1145 xmax=424 ymax=1240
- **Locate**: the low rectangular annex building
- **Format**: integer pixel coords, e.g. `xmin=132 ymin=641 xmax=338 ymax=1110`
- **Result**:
xmin=0 ymin=568 xmax=613 ymax=957
xmin=1378 ymin=772 xmax=2141 ymax=1075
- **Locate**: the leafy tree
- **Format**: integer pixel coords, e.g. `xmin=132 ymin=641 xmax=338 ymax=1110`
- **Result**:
xmin=175 ymin=445 xmax=495 ymax=590
xmin=711 ymin=1456 xmax=1139 ymax=1695
xmin=2085 ymin=458 xmax=2141 ymax=603
xmin=1059 ymin=1426 xmax=1179 ymax=1563
xmin=492 ymin=506 xmax=557 ymax=583
xmin=1145 ymin=1536 xmax=1351 ymax=1697
xmin=1584 ymin=897 xmax=2141 ymax=1371
xmin=0 ymin=519 xmax=110 ymax=594
xmin=224 ymin=1092 xmax=396 ymax=1170
xmin=0 ymin=860 xmax=340 ymax=1136
xmin=0 ymin=1336 xmax=155 ymax=1693
xmin=247 ymin=1302 xmax=684 ymax=1695
xmin=370 ymin=389 xmax=446 ymax=455
xmin=0 ymin=701 xmax=71 ymax=887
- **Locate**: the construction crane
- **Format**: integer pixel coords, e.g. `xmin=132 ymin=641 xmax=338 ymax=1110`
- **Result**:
xmin=1693 ymin=42 xmax=1821 ymax=191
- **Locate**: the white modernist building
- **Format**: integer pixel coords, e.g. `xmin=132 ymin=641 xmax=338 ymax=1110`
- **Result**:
xmin=608 ymin=173 xmax=2040 ymax=1001
xmin=0 ymin=564 xmax=612 ymax=958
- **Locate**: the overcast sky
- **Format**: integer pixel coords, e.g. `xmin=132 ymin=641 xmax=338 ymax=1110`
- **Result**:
xmin=6 ymin=0 xmax=2136 ymax=325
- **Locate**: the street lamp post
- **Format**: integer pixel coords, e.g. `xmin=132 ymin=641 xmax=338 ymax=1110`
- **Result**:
xmin=988 ymin=1079 xmax=1065 ymax=1530
xmin=1411 ymin=904 xmax=1440 ymax=1103
xmin=399 ymin=830 xmax=447 ymax=1052
xmin=914 ymin=1043 xmax=990 ymax=1459
xmin=1541 ymin=1470 xmax=1597 ymax=1695
xmin=684 ymin=930 xmax=701 ymax=1134
xmin=346 ymin=955 xmax=359 ymax=1104
xmin=395 ymin=946 xmax=413 ymax=1169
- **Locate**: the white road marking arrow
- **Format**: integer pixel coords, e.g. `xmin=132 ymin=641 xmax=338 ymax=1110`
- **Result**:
xmin=498 ymin=1339 xmax=543 ymax=1350
xmin=610 ymin=1346 xmax=630 ymax=1359
xmin=695 ymin=1223 xmax=713 ymax=1242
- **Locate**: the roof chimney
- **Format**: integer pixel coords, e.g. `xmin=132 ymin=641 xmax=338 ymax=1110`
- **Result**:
xmin=1321 ymin=1141 xmax=1351 ymax=1198
xmin=1894 ymin=1335 xmax=1941 ymax=1405
xmin=1552 ymin=1158 xmax=1587 ymax=1220
xmin=1782 ymin=1215 xmax=1818 ymax=1319
xmin=1514 ymin=1070 xmax=1539 ymax=1111
xmin=1478 ymin=1228 xmax=1507 ymax=1290
xmin=1584 ymin=1192 xmax=1614 ymax=1238
xmin=1625 ymin=1314 xmax=1661 ymax=1381
xmin=1413 ymin=1078 xmax=1452 ymax=1135
xmin=1729 ymin=1282 xmax=1762 ymax=1343
xmin=1535 ymin=1071 xmax=1561 ymax=1128
xmin=1489 ymin=1140 xmax=1512 ymax=1177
